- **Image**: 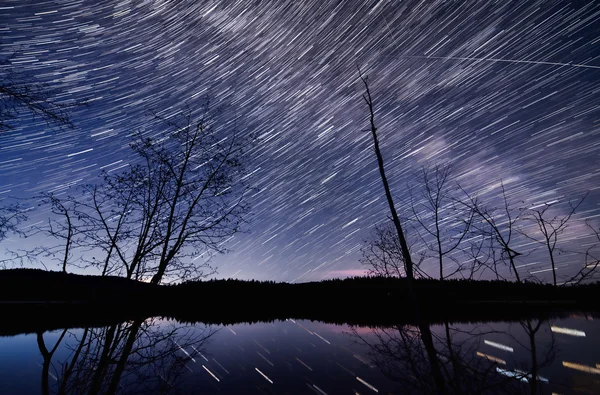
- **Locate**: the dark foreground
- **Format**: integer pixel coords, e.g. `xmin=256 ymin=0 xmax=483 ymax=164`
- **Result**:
xmin=1 ymin=269 xmax=600 ymax=335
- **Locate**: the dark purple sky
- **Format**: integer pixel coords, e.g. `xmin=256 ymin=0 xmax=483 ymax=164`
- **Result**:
xmin=1 ymin=0 xmax=599 ymax=282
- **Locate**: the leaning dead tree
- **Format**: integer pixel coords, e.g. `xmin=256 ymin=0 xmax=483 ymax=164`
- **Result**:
xmin=358 ymin=71 xmax=447 ymax=394
xmin=359 ymin=70 xmax=415 ymax=281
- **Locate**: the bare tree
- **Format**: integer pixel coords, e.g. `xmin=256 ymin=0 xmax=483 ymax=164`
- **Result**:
xmin=4 ymin=193 xmax=83 ymax=273
xmin=35 ymin=319 xmax=215 ymax=395
xmin=0 ymin=50 xmax=85 ymax=132
xmin=36 ymin=193 xmax=79 ymax=273
xmin=361 ymin=223 xmax=427 ymax=278
xmin=563 ymin=221 xmax=600 ymax=285
xmin=359 ymin=70 xmax=415 ymax=281
xmin=520 ymin=194 xmax=587 ymax=286
xmin=410 ymin=165 xmax=474 ymax=280
xmin=31 ymin=105 xmax=254 ymax=284
xmin=0 ymin=202 xmax=28 ymax=242
xmin=459 ymin=182 xmax=524 ymax=282
xmin=37 ymin=329 xmax=68 ymax=395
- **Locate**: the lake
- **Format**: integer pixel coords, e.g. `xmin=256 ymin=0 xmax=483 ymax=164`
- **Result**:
xmin=0 ymin=314 xmax=598 ymax=394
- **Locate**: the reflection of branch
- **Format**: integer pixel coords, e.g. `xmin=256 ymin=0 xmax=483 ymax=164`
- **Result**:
xmin=49 ymin=319 xmax=216 ymax=394
xmin=350 ymin=318 xmax=561 ymax=394
xmin=37 ymin=329 xmax=68 ymax=395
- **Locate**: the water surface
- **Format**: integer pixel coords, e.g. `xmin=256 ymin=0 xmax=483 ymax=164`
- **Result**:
xmin=0 ymin=315 xmax=598 ymax=394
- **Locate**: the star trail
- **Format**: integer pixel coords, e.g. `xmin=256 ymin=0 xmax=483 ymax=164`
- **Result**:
xmin=0 ymin=0 xmax=599 ymax=282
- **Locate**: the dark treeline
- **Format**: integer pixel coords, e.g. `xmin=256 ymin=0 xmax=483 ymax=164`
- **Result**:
xmin=1 ymin=269 xmax=599 ymax=335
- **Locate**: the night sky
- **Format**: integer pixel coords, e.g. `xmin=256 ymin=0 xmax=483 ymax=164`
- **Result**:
xmin=1 ymin=0 xmax=599 ymax=283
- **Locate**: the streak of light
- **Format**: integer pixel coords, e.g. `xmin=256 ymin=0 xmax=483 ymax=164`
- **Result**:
xmin=213 ymin=358 xmax=230 ymax=374
xmin=562 ymin=361 xmax=600 ymax=374
xmin=173 ymin=340 xmax=196 ymax=362
xmin=496 ymin=367 xmax=549 ymax=383
xmin=37 ymin=364 xmax=58 ymax=381
xmin=484 ymin=340 xmax=514 ymax=352
xmin=227 ymin=327 xmax=237 ymax=335
xmin=254 ymin=340 xmax=271 ymax=354
xmin=551 ymin=326 xmax=586 ymax=337
xmin=406 ymin=55 xmax=600 ymax=70
xmin=312 ymin=384 xmax=328 ymax=395
xmin=293 ymin=321 xmax=314 ymax=334
xmin=313 ymin=331 xmax=331 ymax=345
xmin=202 ymin=365 xmax=220 ymax=382
xmin=476 ymin=351 xmax=506 ymax=365
xmin=356 ymin=376 xmax=379 ymax=392
xmin=66 ymin=148 xmax=93 ymax=157
xmin=352 ymin=352 xmax=373 ymax=367
xmin=255 ymin=367 xmax=273 ymax=384
xmin=296 ymin=357 xmax=313 ymax=371
xmin=257 ymin=351 xmax=274 ymax=366
xmin=190 ymin=345 xmax=203 ymax=360
xmin=336 ymin=361 xmax=355 ymax=376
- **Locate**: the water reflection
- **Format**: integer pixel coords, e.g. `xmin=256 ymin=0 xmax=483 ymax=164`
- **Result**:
xmin=351 ymin=319 xmax=560 ymax=394
xmin=1 ymin=314 xmax=599 ymax=394
xmin=35 ymin=319 xmax=215 ymax=394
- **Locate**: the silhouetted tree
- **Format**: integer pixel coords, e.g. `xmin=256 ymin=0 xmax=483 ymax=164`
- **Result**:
xmin=35 ymin=319 xmax=214 ymax=394
xmin=37 ymin=329 xmax=68 ymax=395
xmin=520 ymin=194 xmax=587 ymax=286
xmin=23 ymin=193 xmax=81 ymax=273
xmin=29 ymin=104 xmax=254 ymax=283
xmin=361 ymin=223 xmax=426 ymax=278
xmin=459 ymin=182 xmax=524 ymax=282
xmin=0 ymin=202 xmax=27 ymax=242
xmin=564 ymin=221 xmax=600 ymax=285
xmin=409 ymin=165 xmax=474 ymax=279
xmin=352 ymin=318 xmax=559 ymax=395
xmin=359 ymin=70 xmax=415 ymax=281
xmin=0 ymin=50 xmax=84 ymax=132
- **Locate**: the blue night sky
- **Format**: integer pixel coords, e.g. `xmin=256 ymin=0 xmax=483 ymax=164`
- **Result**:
xmin=0 ymin=0 xmax=599 ymax=282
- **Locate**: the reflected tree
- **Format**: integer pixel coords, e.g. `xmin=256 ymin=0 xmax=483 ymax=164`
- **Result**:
xmin=350 ymin=318 xmax=559 ymax=395
xmin=36 ymin=319 xmax=215 ymax=394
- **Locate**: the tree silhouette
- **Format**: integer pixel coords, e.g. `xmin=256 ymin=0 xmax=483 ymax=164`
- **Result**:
xmin=458 ymin=182 xmax=524 ymax=282
xmin=0 ymin=50 xmax=84 ymax=132
xmin=520 ymin=194 xmax=587 ymax=286
xmin=361 ymin=223 xmax=426 ymax=278
xmin=29 ymin=104 xmax=254 ymax=282
xmin=359 ymin=69 xmax=415 ymax=281
xmin=409 ymin=165 xmax=474 ymax=279
xmin=35 ymin=319 xmax=215 ymax=394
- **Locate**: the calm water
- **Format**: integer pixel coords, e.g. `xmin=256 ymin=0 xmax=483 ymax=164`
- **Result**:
xmin=0 ymin=315 xmax=599 ymax=394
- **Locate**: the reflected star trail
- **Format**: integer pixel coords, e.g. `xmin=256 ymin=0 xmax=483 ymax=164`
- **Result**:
xmin=0 ymin=0 xmax=599 ymax=282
